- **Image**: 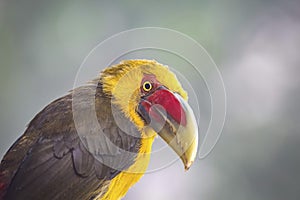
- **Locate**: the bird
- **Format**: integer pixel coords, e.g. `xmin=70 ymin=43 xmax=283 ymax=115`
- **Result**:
xmin=0 ymin=59 xmax=198 ymax=200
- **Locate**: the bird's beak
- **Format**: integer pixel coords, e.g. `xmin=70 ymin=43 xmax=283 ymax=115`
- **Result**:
xmin=138 ymin=86 xmax=198 ymax=170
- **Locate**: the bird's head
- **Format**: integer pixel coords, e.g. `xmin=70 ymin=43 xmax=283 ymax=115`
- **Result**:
xmin=101 ymin=60 xmax=198 ymax=170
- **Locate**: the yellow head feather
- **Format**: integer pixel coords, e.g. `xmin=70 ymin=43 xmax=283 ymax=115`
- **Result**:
xmin=100 ymin=59 xmax=188 ymax=131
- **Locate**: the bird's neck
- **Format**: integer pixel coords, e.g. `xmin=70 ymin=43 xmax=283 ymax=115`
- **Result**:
xmin=98 ymin=128 xmax=156 ymax=200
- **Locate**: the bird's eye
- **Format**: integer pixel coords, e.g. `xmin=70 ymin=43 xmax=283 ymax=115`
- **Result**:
xmin=142 ymin=81 xmax=152 ymax=92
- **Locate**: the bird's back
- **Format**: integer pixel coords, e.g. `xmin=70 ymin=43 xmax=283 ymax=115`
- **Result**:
xmin=0 ymin=83 xmax=141 ymax=200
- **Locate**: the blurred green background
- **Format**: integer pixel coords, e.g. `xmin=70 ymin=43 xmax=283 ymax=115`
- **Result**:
xmin=1 ymin=0 xmax=300 ymax=199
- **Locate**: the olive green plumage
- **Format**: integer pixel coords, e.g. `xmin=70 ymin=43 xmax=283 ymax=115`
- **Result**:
xmin=0 ymin=81 xmax=141 ymax=200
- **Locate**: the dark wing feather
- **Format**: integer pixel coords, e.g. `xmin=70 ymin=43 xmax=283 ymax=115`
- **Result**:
xmin=0 ymin=83 xmax=141 ymax=200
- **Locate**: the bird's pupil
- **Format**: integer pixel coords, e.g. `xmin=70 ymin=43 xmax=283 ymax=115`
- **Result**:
xmin=145 ymin=83 xmax=150 ymax=89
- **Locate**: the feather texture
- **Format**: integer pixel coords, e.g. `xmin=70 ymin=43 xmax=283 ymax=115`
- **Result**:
xmin=0 ymin=82 xmax=141 ymax=200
